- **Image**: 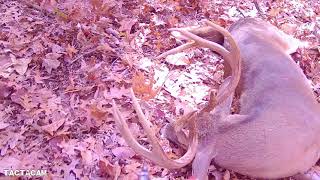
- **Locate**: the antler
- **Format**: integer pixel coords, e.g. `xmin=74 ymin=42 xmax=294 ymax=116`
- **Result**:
xmin=112 ymin=20 xmax=241 ymax=170
xmin=112 ymin=88 xmax=198 ymax=169
xmin=156 ymin=26 xmax=224 ymax=59
xmin=158 ymin=20 xmax=241 ymax=112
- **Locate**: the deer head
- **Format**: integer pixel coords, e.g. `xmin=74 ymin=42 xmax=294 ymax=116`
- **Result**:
xmin=112 ymin=18 xmax=320 ymax=179
xmin=112 ymin=20 xmax=241 ymax=170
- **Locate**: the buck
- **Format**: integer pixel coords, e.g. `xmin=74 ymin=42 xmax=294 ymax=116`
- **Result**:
xmin=112 ymin=18 xmax=320 ymax=179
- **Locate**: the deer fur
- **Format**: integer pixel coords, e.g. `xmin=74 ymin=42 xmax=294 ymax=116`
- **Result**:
xmin=191 ymin=18 xmax=320 ymax=179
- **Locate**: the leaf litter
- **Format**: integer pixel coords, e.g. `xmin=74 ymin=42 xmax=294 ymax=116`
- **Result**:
xmin=0 ymin=0 xmax=319 ymax=179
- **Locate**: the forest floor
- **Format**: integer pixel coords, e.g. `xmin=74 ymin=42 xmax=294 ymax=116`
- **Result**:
xmin=0 ymin=0 xmax=319 ymax=179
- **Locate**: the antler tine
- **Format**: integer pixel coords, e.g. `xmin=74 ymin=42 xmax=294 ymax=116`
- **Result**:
xmin=169 ymin=27 xmax=229 ymax=56
xmin=156 ymin=42 xmax=195 ymax=59
xmin=112 ymin=100 xmax=154 ymax=158
xmin=204 ymin=20 xmax=241 ymax=71
xmin=170 ymin=21 xmax=241 ymax=111
xmin=156 ymin=25 xmax=223 ymax=59
xmin=112 ymin=88 xmax=198 ymax=169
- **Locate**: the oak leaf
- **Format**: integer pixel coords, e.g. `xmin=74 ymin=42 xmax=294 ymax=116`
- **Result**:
xmin=132 ymin=71 xmax=158 ymax=100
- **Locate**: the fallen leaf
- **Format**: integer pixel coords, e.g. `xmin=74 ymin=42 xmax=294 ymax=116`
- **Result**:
xmin=132 ymin=71 xmax=157 ymax=100
xmin=123 ymin=162 xmax=141 ymax=174
xmin=223 ymin=170 xmax=231 ymax=180
xmin=81 ymin=150 xmax=93 ymax=166
xmin=269 ymin=8 xmax=281 ymax=17
xmin=98 ymin=158 xmax=121 ymax=179
xmin=0 ymin=82 xmax=13 ymax=99
xmin=111 ymin=146 xmax=136 ymax=160
xmin=119 ymin=18 xmax=137 ymax=32
xmin=137 ymin=57 xmax=153 ymax=72
xmin=51 ymin=43 xmax=65 ymax=54
xmin=0 ymin=54 xmax=14 ymax=78
xmin=165 ymin=52 xmax=190 ymax=66
xmin=280 ymin=23 xmax=297 ymax=35
xmin=12 ymin=57 xmax=32 ymax=75
xmin=90 ymin=104 xmax=107 ymax=120
xmin=41 ymin=118 xmax=65 ymax=136
xmin=58 ymin=139 xmax=77 ymax=156
xmin=103 ymin=86 xmax=129 ymax=100
xmin=0 ymin=122 xmax=10 ymax=130
xmin=77 ymin=29 xmax=88 ymax=44
xmin=66 ymin=44 xmax=78 ymax=58
xmin=0 ymin=156 xmax=21 ymax=170
xmin=42 ymin=53 xmax=62 ymax=73
xmin=97 ymin=43 xmax=115 ymax=53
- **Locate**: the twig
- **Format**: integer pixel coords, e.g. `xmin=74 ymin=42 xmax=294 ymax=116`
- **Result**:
xmin=253 ymin=0 xmax=266 ymax=19
xmin=236 ymin=8 xmax=246 ymax=18
xmin=71 ymin=47 xmax=98 ymax=64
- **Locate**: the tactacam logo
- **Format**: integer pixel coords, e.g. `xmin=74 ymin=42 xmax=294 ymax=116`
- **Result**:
xmin=3 ymin=169 xmax=47 ymax=177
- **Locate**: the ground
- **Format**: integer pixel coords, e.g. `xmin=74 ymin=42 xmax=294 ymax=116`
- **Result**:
xmin=0 ymin=0 xmax=319 ymax=179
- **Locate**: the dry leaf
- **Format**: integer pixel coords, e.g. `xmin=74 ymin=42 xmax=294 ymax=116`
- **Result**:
xmin=223 ymin=170 xmax=230 ymax=180
xmin=119 ymin=18 xmax=137 ymax=32
xmin=97 ymin=43 xmax=115 ymax=53
xmin=81 ymin=150 xmax=93 ymax=166
xmin=165 ymin=52 xmax=190 ymax=66
xmin=98 ymin=158 xmax=121 ymax=179
xmin=269 ymin=8 xmax=281 ymax=17
xmin=0 ymin=54 xmax=14 ymax=78
xmin=103 ymin=86 xmax=129 ymax=100
xmin=0 ymin=122 xmax=10 ymax=130
xmin=51 ymin=43 xmax=65 ymax=54
xmin=138 ymin=57 xmax=153 ymax=72
xmin=12 ymin=57 xmax=32 ymax=75
xmin=66 ymin=44 xmax=78 ymax=58
xmin=42 ymin=53 xmax=62 ymax=73
xmin=280 ymin=23 xmax=297 ymax=35
xmin=77 ymin=29 xmax=88 ymax=44
xmin=0 ymin=156 xmax=21 ymax=170
xmin=123 ymin=162 xmax=141 ymax=174
xmin=90 ymin=104 xmax=107 ymax=120
xmin=0 ymin=82 xmax=13 ymax=99
xmin=111 ymin=146 xmax=136 ymax=159
xmin=132 ymin=71 xmax=157 ymax=100
xmin=41 ymin=118 xmax=65 ymax=136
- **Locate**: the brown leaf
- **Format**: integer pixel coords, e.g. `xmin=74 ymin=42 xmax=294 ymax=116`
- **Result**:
xmin=119 ymin=18 xmax=137 ymax=32
xmin=223 ymin=170 xmax=231 ymax=180
xmin=165 ymin=52 xmax=190 ymax=66
xmin=0 ymin=82 xmax=13 ymax=99
xmin=269 ymin=8 xmax=281 ymax=17
xmin=168 ymin=15 xmax=179 ymax=27
xmin=90 ymin=104 xmax=107 ymax=120
xmin=98 ymin=158 xmax=121 ymax=178
xmin=66 ymin=44 xmax=78 ymax=58
xmin=97 ymin=43 xmax=115 ymax=53
xmin=0 ymin=156 xmax=21 ymax=170
xmin=41 ymin=118 xmax=65 ymax=136
xmin=132 ymin=71 xmax=157 ymax=100
xmin=12 ymin=57 xmax=32 ymax=75
xmin=80 ymin=150 xmax=93 ymax=166
xmin=111 ymin=146 xmax=136 ymax=159
xmin=77 ymin=30 xmax=88 ymax=44
xmin=42 ymin=53 xmax=62 ymax=73
xmin=0 ymin=122 xmax=10 ymax=130
xmin=0 ymin=54 xmax=13 ymax=78
xmin=103 ymin=86 xmax=129 ymax=100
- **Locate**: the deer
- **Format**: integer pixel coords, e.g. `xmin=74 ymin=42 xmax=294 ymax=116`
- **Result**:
xmin=112 ymin=18 xmax=320 ymax=179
